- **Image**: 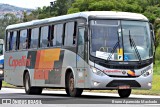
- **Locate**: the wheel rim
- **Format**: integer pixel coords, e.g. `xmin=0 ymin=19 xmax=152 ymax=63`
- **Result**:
xmin=69 ymin=78 xmax=74 ymax=92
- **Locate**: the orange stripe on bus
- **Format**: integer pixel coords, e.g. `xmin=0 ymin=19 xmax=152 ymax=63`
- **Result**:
xmin=35 ymin=50 xmax=43 ymax=69
xmin=34 ymin=48 xmax=61 ymax=80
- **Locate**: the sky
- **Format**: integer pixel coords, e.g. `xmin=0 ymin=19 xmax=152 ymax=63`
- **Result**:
xmin=0 ymin=0 xmax=55 ymax=9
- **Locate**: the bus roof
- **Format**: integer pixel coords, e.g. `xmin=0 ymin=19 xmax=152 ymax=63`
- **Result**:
xmin=6 ymin=11 xmax=148 ymax=30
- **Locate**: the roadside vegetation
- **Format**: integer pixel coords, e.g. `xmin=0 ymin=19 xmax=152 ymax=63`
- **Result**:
xmin=1 ymin=0 xmax=160 ymax=95
xmin=2 ymin=81 xmax=15 ymax=88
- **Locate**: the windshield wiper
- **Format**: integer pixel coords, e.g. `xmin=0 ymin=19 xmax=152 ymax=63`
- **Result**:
xmin=107 ymin=31 xmax=120 ymax=61
xmin=128 ymin=30 xmax=142 ymax=63
xmin=106 ymin=41 xmax=119 ymax=61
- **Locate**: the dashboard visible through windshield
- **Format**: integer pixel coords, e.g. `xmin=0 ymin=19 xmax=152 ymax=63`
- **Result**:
xmin=90 ymin=20 xmax=153 ymax=61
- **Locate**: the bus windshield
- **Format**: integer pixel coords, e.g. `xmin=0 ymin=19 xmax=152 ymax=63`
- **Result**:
xmin=90 ymin=20 xmax=152 ymax=61
xmin=0 ymin=44 xmax=3 ymax=55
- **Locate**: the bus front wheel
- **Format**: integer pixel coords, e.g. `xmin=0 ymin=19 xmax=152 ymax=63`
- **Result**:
xmin=66 ymin=72 xmax=83 ymax=97
xmin=24 ymin=72 xmax=42 ymax=95
xmin=118 ymin=89 xmax=131 ymax=98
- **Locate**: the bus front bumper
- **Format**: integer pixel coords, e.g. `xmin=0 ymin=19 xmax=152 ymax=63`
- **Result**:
xmin=89 ymin=73 xmax=152 ymax=90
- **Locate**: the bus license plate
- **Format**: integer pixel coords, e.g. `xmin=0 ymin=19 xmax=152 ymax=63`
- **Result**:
xmin=118 ymin=85 xmax=130 ymax=89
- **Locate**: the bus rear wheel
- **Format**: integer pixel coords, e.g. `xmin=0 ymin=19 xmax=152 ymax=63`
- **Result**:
xmin=24 ymin=72 xmax=42 ymax=95
xmin=118 ymin=89 xmax=131 ymax=98
xmin=66 ymin=72 xmax=83 ymax=97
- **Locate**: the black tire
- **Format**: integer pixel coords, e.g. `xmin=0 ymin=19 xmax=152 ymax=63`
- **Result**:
xmin=118 ymin=89 xmax=131 ymax=98
xmin=65 ymin=87 xmax=70 ymax=96
xmin=66 ymin=72 xmax=83 ymax=97
xmin=24 ymin=72 xmax=42 ymax=95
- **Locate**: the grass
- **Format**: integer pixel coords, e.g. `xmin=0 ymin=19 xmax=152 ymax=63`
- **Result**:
xmin=132 ymin=75 xmax=160 ymax=95
xmin=2 ymin=81 xmax=15 ymax=88
xmin=154 ymin=60 xmax=160 ymax=75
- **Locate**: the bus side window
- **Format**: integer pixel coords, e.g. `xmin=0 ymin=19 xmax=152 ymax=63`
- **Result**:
xmin=40 ymin=26 xmax=49 ymax=48
xmin=53 ymin=24 xmax=63 ymax=46
xmin=10 ymin=31 xmax=17 ymax=51
xmin=9 ymin=32 xmax=13 ymax=51
xmin=48 ymin=25 xmax=54 ymax=47
xmin=19 ymin=29 xmax=27 ymax=50
xmin=77 ymin=28 xmax=85 ymax=59
xmin=30 ymin=28 xmax=39 ymax=49
xmin=64 ymin=22 xmax=75 ymax=46
xmin=12 ymin=31 xmax=17 ymax=50
xmin=6 ymin=31 xmax=10 ymax=51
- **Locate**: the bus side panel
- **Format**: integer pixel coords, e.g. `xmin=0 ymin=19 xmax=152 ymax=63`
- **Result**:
xmin=30 ymin=48 xmax=65 ymax=87
xmin=61 ymin=49 xmax=77 ymax=87
xmin=33 ymin=49 xmax=77 ymax=88
xmin=4 ymin=51 xmax=29 ymax=86
xmin=62 ymin=49 xmax=87 ymax=88
xmin=4 ymin=48 xmax=87 ymax=88
xmin=24 ymin=48 xmax=66 ymax=87
xmin=31 ymin=48 xmax=86 ymax=88
xmin=61 ymin=49 xmax=88 ymax=88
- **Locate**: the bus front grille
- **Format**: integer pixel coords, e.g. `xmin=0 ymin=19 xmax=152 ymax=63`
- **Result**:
xmin=106 ymin=80 xmax=141 ymax=87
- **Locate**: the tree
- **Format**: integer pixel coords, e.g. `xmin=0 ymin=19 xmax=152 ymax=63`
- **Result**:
xmin=53 ymin=0 xmax=75 ymax=16
xmin=23 ymin=11 xmax=28 ymax=22
xmin=24 ymin=0 xmax=76 ymax=20
xmin=154 ymin=18 xmax=160 ymax=50
xmin=0 ymin=13 xmax=20 ymax=39
xmin=68 ymin=0 xmax=159 ymax=22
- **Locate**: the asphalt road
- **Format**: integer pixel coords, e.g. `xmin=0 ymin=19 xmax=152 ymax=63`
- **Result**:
xmin=0 ymin=88 xmax=160 ymax=106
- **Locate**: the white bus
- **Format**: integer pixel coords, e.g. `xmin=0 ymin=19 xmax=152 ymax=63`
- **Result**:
xmin=0 ymin=39 xmax=4 ymax=90
xmin=4 ymin=11 xmax=154 ymax=97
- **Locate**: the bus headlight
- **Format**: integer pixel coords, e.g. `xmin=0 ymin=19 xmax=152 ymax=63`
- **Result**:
xmin=141 ymin=69 xmax=152 ymax=77
xmin=0 ymin=69 xmax=3 ymax=75
xmin=90 ymin=66 xmax=105 ymax=76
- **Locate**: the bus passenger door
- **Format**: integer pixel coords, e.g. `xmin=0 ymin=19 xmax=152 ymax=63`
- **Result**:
xmin=76 ymin=27 xmax=86 ymax=88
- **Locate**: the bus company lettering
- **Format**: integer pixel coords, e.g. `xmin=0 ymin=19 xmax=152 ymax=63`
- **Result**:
xmin=9 ymin=56 xmax=31 ymax=68
xmin=103 ymin=70 xmax=122 ymax=73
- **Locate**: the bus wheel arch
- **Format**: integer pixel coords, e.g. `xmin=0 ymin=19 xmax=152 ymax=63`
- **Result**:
xmin=65 ymin=68 xmax=83 ymax=97
xmin=23 ymin=70 xmax=42 ymax=95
